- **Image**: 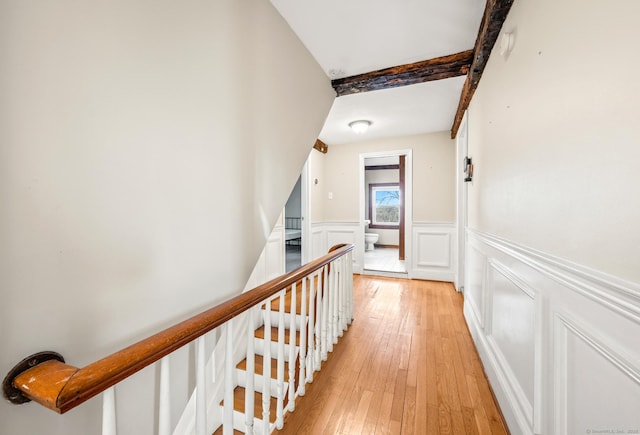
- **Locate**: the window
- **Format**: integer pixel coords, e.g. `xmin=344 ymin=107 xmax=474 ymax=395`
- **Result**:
xmin=369 ymin=183 xmax=400 ymax=228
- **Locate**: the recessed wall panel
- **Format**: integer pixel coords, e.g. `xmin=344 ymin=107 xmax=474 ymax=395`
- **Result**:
xmin=490 ymin=264 xmax=535 ymax=409
xmin=564 ymin=326 xmax=640 ymax=434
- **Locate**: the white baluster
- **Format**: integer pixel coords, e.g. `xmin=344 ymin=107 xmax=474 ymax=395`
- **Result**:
xmin=329 ymin=260 xmax=338 ymax=352
xmin=195 ymin=337 xmax=207 ymax=435
xmin=327 ymin=263 xmax=336 ymax=352
xmin=288 ymin=282 xmax=297 ymax=412
xmin=102 ymin=387 xmax=116 ymax=435
xmin=344 ymin=254 xmax=352 ymax=327
xmin=262 ymin=300 xmax=272 ymax=435
xmin=245 ymin=308 xmax=255 ymax=434
xmin=316 ymin=269 xmax=324 ymax=366
xmin=276 ymin=290 xmax=286 ymax=429
xmin=322 ymin=265 xmax=331 ymax=359
xmin=348 ymin=250 xmax=354 ymax=323
xmin=298 ymin=277 xmax=307 ymax=394
xmin=308 ymin=272 xmax=317 ymax=380
xmin=223 ymin=320 xmax=234 ymax=435
xmin=158 ymin=356 xmax=171 ymax=435
xmin=338 ymin=257 xmax=346 ymax=335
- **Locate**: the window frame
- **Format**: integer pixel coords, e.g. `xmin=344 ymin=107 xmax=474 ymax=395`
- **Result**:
xmin=368 ymin=183 xmax=401 ymax=229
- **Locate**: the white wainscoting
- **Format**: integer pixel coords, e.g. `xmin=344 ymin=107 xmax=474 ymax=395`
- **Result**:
xmin=464 ymin=229 xmax=640 ymax=435
xmin=244 ymin=219 xmax=284 ymax=291
xmin=311 ymin=222 xmax=362 ymax=273
xmin=311 ymin=221 xmax=456 ymax=280
xmin=411 ymin=222 xmax=456 ymax=282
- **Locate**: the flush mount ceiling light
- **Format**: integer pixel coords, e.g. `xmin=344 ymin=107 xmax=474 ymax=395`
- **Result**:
xmin=348 ymin=120 xmax=371 ymax=134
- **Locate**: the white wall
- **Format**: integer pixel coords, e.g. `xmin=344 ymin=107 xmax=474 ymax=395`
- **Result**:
xmin=464 ymin=0 xmax=640 ymax=433
xmin=321 ymin=132 xmax=456 ymax=223
xmin=0 ymin=1 xmax=334 ymax=433
xmin=309 ymin=150 xmax=326 ymax=224
xmin=467 ymin=0 xmax=640 ymax=284
xmin=310 ymin=132 xmax=456 ymax=279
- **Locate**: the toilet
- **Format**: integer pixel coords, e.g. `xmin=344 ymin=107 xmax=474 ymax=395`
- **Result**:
xmin=364 ymin=233 xmax=379 ymax=251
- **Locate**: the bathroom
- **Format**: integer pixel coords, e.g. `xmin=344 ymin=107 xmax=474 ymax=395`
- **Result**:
xmin=363 ymin=155 xmax=407 ymax=274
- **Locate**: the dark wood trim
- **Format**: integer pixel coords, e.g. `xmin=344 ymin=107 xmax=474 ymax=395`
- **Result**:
xmin=8 ymin=245 xmax=354 ymax=414
xmin=450 ymin=0 xmax=515 ymax=138
xmin=365 ymin=164 xmax=400 ymax=171
xmin=399 ymin=155 xmax=406 ymax=261
xmin=368 ymin=183 xmax=400 ymax=230
xmin=374 ymin=244 xmax=399 ymax=249
xmin=313 ymin=139 xmax=328 ymax=154
xmin=332 ymin=50 xmax=474 ymax=97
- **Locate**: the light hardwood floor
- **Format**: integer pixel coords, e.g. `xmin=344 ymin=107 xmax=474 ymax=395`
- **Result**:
xmin=275 ymin=275 xmax=509 ymax=435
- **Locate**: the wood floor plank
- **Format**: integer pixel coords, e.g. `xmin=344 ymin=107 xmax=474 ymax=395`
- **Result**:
xmin=401 ymin=385 xmax=416 ymax=434
xmin=462 ymin=405 xmax=481 ymax=435
xmin=466 ymin=374 xmax=494 ymax=434
xmin=427 ymin=405 xmax=440 ymax=434
xmin=274 ymin=275 xmax=508 ymax=435
xmin=375 ymin=391 xmax=394 ymax=434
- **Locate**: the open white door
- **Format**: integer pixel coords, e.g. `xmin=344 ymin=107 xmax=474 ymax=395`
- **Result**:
xmin=455 ymin=111 xmax=469 ymax=292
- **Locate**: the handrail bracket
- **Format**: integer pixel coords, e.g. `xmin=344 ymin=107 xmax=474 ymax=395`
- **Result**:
xmin=3 ymin=351 xmax=65 ymax=405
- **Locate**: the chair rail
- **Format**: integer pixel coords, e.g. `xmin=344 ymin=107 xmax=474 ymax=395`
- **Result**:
xmin=3 ymin=244 xmax=354 ymax=414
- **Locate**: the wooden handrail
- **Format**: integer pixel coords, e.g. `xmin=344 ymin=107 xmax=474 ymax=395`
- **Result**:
xmin=5 ymin=244 xmax=354 ymax=414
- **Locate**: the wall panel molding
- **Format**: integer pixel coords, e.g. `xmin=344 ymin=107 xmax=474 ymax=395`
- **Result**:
xmin=485 ymin=259 xmax=537 ymax=429
xmin=412 ymin=222 xmax=455 ymax=281
xmin=311 ymin=222 xmax=362 ymax=273
xmin=466 ymin=243 xmax=487 ymax=328
xmin=311 ymin=221 xmax=457 ymax=280
xmin=469 ymin=229 xmax=640 ymax=324
xmin=553 ymin=313 xmax=640 ymax=434
xmin=464 ymin=229 xmax=640 ymax=435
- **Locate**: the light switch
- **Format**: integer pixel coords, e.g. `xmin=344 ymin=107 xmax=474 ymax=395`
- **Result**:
xmin=328 ymin=192 xmax=333 ymax=200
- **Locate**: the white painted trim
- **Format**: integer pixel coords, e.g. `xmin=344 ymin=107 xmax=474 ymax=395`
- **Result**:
xmin=411 ymin=222 xmax=455 ymax=282
xmin=317 ymin=221 xmax=361 ymax=226
xmin=415 ymin=233 xmax=450 ymax=267
xmin=312 ymin=220 xmax=455 ymax=281
xmin=485 ymin=259 xmax=536 ymax=427
xmin=553 ymin=312 xmax=640 ymax=434
xmin=464 ymin=229 xmax=640 ymax=435
xmin=469 ymin=229 xmax=640 ymax=324
xmin=464 ymin=301 xmax=534 ymax=435
xmin=359 ymin=149 xmax=413 ymax=279
xmin=455 ymin=111 xmax=469 ymax=292
xmin=465 ymin=243 xmax=486 ymax=329
xmin=361 ymin=269 xmax=408 ymax=279
xmin=301 ymin=159 xmax=311 ymax=265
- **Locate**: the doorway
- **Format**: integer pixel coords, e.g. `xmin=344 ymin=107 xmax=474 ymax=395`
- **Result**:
xmin=360 ymin=150 xmax=412 ymax=276
xmin=455 ymin=112 xmax=469 ymax=291
xmin=284 ymin=175 xmax=302 ymax=272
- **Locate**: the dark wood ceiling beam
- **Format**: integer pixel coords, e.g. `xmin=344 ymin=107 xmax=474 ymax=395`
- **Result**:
xmin=313 ymin=139 xmax=328 ymax=154
xmin=450 ymin=0 xmax=515 ymax=138
xmin=331 ymin=50 xmax=474 ymax=97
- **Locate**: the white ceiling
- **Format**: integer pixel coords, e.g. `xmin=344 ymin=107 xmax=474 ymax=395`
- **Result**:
xmin=270 ymin=0 xmax=486 ymax=144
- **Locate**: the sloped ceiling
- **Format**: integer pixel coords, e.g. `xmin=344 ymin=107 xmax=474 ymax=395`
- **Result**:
xmin=271 ymin=0 xmax=486 ymax=144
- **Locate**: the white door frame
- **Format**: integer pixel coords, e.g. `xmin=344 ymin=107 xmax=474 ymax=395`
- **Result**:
xmin=300 ymin=159 xmax=311 ymax=264
xmin=455 ymin=111 xmax=469 ymax=291
xmin=359 ymin=149 xmax=413 ymax=277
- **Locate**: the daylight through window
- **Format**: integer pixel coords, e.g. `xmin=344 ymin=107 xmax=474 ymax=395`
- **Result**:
xmin=370 ymin=184 xmax=400 ymax=227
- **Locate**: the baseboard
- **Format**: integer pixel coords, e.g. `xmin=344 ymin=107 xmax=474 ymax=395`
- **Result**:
xmin=410 ymin=270 xmax=455 ymax=282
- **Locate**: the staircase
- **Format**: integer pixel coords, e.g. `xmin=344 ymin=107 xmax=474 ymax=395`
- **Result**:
xmin=169 ymin=247 xmax=353 ymax=435
xmin=213 ymin=285 xmax=305 ymax=434
xmin=4 ymin=245 xmax=353 ymax=435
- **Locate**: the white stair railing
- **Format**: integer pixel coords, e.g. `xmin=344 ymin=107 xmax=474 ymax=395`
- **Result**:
xmin=5 ymin=245 xmax=354 ymax=435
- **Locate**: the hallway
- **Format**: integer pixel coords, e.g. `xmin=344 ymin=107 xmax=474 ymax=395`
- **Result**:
xmin=276 ymin=275 xmax=507 ymax=434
